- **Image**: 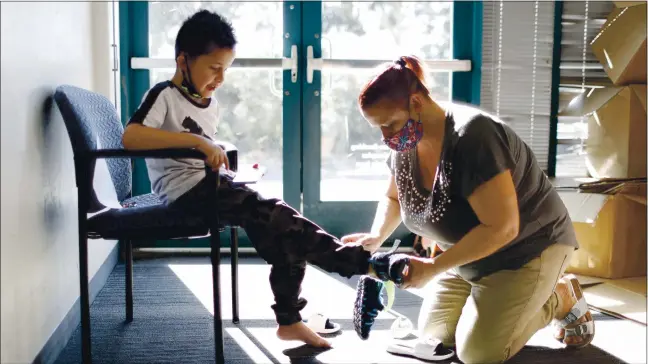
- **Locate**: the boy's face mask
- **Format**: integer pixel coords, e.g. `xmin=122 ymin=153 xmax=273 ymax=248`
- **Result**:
xmin=181 ymin=55 xmax=203 ymax=99
xmin=382 ymin=117 xmax=424 ymax=152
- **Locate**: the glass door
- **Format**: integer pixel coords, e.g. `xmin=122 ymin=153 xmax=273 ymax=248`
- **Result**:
xmin=300 ymin=2 xmax=469 ymax=239
xmin=144 ymin=1 xmax=302 ymax=206
xmin=121 ymin=1 xmax=478 ymax=247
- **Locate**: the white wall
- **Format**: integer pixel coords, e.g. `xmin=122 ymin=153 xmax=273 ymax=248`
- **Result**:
xmin=1 ymin=2 xmax=120 ymax=363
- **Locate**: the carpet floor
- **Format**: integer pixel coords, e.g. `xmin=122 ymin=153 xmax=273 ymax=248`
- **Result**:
xmin=54 ymin=256 xmax=640 ymax=364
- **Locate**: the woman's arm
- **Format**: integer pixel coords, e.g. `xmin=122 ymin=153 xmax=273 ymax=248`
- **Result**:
xmin=343 ymin=175 xmax=403 ymax=252
xmin=369 ymin=174 xmax=403 ymax=243
xmin=431 ymin=169 xmax=519 ymax=273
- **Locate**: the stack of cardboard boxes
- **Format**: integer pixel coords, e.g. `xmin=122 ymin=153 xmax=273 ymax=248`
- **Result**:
xmin=560 ymin=2 xmax=647 ymax=279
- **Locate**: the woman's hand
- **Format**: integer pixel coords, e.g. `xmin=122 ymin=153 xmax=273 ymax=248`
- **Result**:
xmin=400 ymin=257 xmax=441 ymax=289
xmin=198 ymin=142 xmax=229 ymax=171
xmin=341 ymin=233 xmax=383 ymax=253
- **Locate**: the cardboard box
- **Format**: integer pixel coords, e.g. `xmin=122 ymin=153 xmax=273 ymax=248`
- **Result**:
xmin=559 ymin=182 xmax=647 ymax=279
xmin=591 ymin=4 xmax=646 ymax=86
xmin=614 ymin=1 xmax=647 ymax=8
xmin=560 ymin=85 xmax=647 ymax=179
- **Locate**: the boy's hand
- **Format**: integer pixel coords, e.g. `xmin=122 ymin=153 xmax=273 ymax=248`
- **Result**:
xmin=198 ymin=142 xmax=229 ymax=171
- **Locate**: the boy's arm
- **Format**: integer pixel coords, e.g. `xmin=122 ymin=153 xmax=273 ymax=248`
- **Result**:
xmin=123 ymin=124 xmax=228 ymax=170
xmin=121 ymin=89 xmax=227 ymax=169
xmin=122 ymin=123 xmax=210 ymax=151
xmin=122 ymin=89 xmax=210 ymax=151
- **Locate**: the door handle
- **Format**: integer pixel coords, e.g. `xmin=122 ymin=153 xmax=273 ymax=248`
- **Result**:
xmin=306 ymin=45 xmax=323 ymax=84
xmin=306 ymin=45 xmax=471 ymax=84
xmin=282 ymin=45 xmax=298 ymax=83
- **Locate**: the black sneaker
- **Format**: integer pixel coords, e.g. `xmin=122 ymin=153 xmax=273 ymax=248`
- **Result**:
xmin=369 ymin=251 xmax=411 ymax=285
xmin=353 ymin=275 xmax=385 ymax=340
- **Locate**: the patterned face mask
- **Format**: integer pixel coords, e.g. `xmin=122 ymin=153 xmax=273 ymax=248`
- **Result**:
xmin=382 ymin=118 xmax=424 ymax=152
xmin=181 ymin=56 xmax=203 ymax=99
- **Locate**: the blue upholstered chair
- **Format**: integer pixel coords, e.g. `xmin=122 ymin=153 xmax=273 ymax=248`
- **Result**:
xmin=54 ymin=85 xmax=245 ymax=364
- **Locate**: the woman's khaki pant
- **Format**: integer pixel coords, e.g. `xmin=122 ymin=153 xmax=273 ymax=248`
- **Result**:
xmin=418 ymin=244 xmax=575 ymax=364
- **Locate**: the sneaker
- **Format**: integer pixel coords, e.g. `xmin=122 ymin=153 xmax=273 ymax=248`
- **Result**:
xmin=353 ymin=275 xmax=385 ymax=340
xmin=368 ymin=240 xmax=411 ymax=285
xmin=369 ymin=252 xmax=410 ymax=285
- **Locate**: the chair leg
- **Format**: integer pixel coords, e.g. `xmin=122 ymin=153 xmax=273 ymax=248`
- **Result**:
xmin=78 ymin=210 xmax=92 ymax=363
xmin=125 ymin=239 xmax=133 ymax=322
xmin=211 ymin=231 xmax=225 ymax=364
xmin=230 ymin=227 xmax=240 ymax=324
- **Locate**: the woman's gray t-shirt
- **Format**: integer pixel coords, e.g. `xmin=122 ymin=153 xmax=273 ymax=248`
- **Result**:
xmin=389 ymin=104 xmax=578 ymax=281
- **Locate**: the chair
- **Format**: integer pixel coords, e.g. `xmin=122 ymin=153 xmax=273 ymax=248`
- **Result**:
xmin=54 ymin=85 xmax=246 ymax=364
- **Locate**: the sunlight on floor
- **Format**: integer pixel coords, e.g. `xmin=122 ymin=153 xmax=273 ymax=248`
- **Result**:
xmin=244 ymin=328 xmax=444 ymax=364
xmin=169 ymin=263 xmax=412 ymax=363
xmin=168 ymin=263 xmax=397 ymax=321
xmin=589 ymin=316 xmax=647 ymax=364
xmin=512 ymin=318 xmax=646 ymax=364
xmin=224 ymin=327 xmax=274 ymax=363
xmin=584 ymin=283 xmax=648 ymax=325
xmin=583 ymin=292 xmax=626 ymax=308
xmin=168 ymin=262 xmax=645 ymax=364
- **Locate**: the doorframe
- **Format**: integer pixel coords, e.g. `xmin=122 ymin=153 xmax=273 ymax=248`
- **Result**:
xmin=453 ymin=0 xmax=483 ymax=105
xmin=119 ymin=1 xmax=151 ymax=198
xmin=283 ymin=1 xmax=303 ymax=209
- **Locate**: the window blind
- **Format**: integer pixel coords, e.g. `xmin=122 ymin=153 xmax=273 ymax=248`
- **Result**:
xmin=480 ymin=1 xmax=556 ymax=171
xmin=556 ymin=1 xmax=614 ymax=177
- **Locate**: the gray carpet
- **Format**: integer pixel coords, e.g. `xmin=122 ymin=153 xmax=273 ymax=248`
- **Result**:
xmin=54 ymin=256 xmax=627 ymax=364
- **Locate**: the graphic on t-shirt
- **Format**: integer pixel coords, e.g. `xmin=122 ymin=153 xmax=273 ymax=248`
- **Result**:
xmin=182 ymin=116 xmax=212 ymax=140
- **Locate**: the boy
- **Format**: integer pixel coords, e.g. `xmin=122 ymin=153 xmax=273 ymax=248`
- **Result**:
xmin=122 ymin=9 xmax=411 ymax=347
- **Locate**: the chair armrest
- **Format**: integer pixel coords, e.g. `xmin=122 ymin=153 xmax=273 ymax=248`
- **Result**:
xmin=90 ymin=148 xmax=206 ymax=160
xmin=214 ymin=141 xmax=238 ymax=172
xmin=214 ymin=140 xmax=237 ymax=153
xmin=90 ymin=143 xmax=238 ymax=172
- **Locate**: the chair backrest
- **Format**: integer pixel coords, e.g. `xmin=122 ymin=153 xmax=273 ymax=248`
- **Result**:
xmin=54 ymin=85 xmax=132 ymax=202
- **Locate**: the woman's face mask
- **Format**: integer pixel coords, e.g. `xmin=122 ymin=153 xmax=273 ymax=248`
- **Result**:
xmin=382 ymin=118 xmax=423 ymax=152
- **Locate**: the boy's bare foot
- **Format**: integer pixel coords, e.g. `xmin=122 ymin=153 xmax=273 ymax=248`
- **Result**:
xmin=276 ymin=322 xmax=332 ymax=348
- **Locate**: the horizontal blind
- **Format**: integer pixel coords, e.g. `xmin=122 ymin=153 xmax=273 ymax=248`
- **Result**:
xmin=480 ymin=1 xmax=555 ymax=171
xmin=556 ymin=1 xmax=614 ymax=177
xmin=560 ymin=1 xmax=614 ymax=83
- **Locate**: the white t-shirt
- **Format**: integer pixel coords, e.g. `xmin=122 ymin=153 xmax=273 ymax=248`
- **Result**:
xmin=127 ymin=81 xmax=220 ymax=204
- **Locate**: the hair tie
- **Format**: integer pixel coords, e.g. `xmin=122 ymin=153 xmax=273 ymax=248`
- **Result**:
xmin=395 ymin=58 xmax=406 ymax=68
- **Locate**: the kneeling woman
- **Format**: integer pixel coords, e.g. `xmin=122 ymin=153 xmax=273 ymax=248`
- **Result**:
xmin=343 ymin=56 xmax=594 ymax=363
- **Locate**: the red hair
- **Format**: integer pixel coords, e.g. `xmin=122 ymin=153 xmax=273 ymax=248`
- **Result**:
xmin=358 ymin=55 xmax=430 ymax=110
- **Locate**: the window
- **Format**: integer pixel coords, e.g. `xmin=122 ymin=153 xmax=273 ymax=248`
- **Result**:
xmin=556 ymin=1 xmax=615 ymax=177
xmin=319 ymin=2 xmax=453 ymax=201
xmin=480 ymin=1 xmax=556 ymax=172
xmin=149 ymin=2 xmax=285 ymax=198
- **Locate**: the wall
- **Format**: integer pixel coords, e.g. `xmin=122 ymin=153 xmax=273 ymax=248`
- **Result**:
xmin=1 ymin=2 xmax=120 ymax=363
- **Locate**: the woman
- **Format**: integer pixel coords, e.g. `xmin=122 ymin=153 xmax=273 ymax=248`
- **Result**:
xmin=342 ymin=56 xmax=595 ymax=363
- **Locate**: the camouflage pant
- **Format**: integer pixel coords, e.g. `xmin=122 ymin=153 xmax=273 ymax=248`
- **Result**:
xmin=170 ymin=174 xmax=371 ymax=325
